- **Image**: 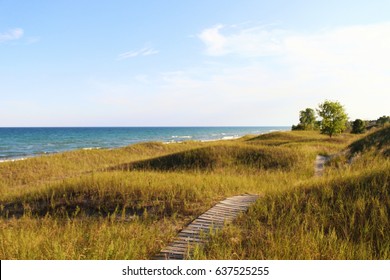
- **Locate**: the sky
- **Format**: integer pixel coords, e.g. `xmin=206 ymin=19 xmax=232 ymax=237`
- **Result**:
xmin=1 ymin=0 xmax=389 ymax=127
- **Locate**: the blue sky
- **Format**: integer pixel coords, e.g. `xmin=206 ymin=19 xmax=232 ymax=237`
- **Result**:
xmin=1 ymin=0 xmax=389 ymax=126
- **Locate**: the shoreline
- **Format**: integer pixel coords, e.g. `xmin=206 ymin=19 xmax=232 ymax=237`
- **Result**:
xmin=0 ymin=128 xmax=289 ymax=164
xmin=0 ymin=157 xmax=31 ymax=163
xmin=0 ymin=136 xmax=240 ymax=164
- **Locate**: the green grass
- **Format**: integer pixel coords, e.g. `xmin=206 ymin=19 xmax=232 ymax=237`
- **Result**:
xmin=113 ymin=144 xmax=304 ymax=172
xmin=194 ymin=160 xmax=389 ymax=259
xmin=348 ymin=125 xmax=390 ymax=157
xmin=0 ymin=129 xmax=388 ymax=259
xmin=193 ymin=128 xmax=390 ymax=259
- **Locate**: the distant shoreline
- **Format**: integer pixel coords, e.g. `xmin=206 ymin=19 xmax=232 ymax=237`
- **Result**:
xmin=0 ymin=126 xmax=290 ymax=163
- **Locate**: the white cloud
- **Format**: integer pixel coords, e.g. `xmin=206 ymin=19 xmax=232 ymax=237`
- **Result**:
xmin=198 ymin=24 xmax=286 ymax=56
xmin=84 ymin=22 xmax=390 ymax=125
xmin=117 ymin=47 xmax=159 ymax=60
xmin=0 ymin=28 xmax=24 ymax=43
xmin=197 ymin=24 xmax=227 ymax=56
xmin=281 ymin=23 xmax=390 ymax=118
xmin=194 ymin=22 xmax=390 ymax=121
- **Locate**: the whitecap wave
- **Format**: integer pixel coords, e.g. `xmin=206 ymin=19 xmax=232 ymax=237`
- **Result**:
xmin=171 ymin=135 xmax=192 ymax=139
xmin=222 ymin=135 xmax=240 ymax=140
xmin=0 ymin=157 xmax=29 ymax=163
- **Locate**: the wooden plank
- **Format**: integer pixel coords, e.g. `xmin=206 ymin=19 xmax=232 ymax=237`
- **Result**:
xmin=185 ymin=225 xmax=222 ymax=232
xmin=161 ymin=246 xmax=188 ymax=253
xmin=188 ymin=221 xmax=215 ymax=227
xmin=212 ymin=204 xmax=243 ymax=211
xmin=189 ymin=220 xmax=215 ymax=225
xmin=163 ymin=243 xmax=190 ymax=249
xmin=185 ymin=224 xmax=214 ymax=230
xmin=195 ymin=214 xmax=226 ymax=220
xmin=222 ymin=200 xmax=243 ymax=203
xmin=219 ymin=200 xmax=250 ymax=206
xmin=180 ymin=230 xmax=205 ymax=236
xmin=157 ymin=252 xmax=185 ymax=258
xmin=169 ymin=241 xmax=197 ymax=246
xmin=222 ymin=197 xmax=254 ymax=202
xmin=209 ymin=205 xmax=241 ymax=211
xmin=205 ymin=209 xmax=237 ymax=215
xmin=176 ymin=237 xmax=205 ymax=243
xmin=211 ymin=203 xmax=243 ymax=209
xmin=177 ymin=233 xmax=204 ymax=239
xmin=205 ymin=209 xmax=237 ymax=216
xmin=178 ymin=234 xmax=202 ymax=240
xmin=159 ymin=253 xmax=185 ymax=260
xmin=206 ymin=204 xmax=242 ymax=213
xmin=153 ymin=194 xmax=259 ymax=260
xmin=178 ymin=233 xmax=203 ymax=240
xmin=219 ymin=201 xmax=250 ymax=208
xmin=161 ymin=249 xmax=187 ymax=255
xmin=191 ymin=217 xmax=225 ymax=223
xmin=205 ymin=214 xmax=234 ymax=219
xmin=196 ymin=212 xmax=235 ymax=220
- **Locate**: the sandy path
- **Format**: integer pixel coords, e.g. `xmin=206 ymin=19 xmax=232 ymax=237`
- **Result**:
xmin=314 ymin=155 xmax=330 ymax=176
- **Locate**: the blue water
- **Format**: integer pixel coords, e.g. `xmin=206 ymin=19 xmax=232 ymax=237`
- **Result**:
xmin=0 ymin=127 xmax=289 ymax=161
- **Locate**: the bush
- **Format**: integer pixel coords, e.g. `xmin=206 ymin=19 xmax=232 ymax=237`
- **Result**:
xmin=351 ymin=119 xmax=366 ymax=134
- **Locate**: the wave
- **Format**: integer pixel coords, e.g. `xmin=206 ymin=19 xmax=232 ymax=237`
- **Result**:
xmin=163 ymin=140 xmax=183 ymax=144
xmin=0 ymin=157 xmax=29 ymax=163
xmin=222 ymin=135 xmax=240 ymax=140
xmin=171 ymin=135 xmax=193 ymax=139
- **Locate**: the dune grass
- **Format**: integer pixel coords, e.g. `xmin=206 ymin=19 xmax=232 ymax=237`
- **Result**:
xmin=193 ymin=128 xmax=390 ymax=260
xmin=0 ymin=129 xmax=387 ymax=259
xmin=195 ymin=163 xmax=390 ymax=259
xmin=0 ymin=141 xmax=204 ymax=192
xmin=0 ymin=215 xmax=181 ymax=259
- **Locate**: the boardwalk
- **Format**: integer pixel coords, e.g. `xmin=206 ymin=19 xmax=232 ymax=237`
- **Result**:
xmin=154 ymin=194 xmax=259 ymax=260
xmin=155 ymin=155 xmax=328 ymax=259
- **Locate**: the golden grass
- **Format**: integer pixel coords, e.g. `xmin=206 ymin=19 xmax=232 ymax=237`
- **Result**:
xmin=193 ymin=129 xmax=390 ymax=260
xmin=0 ymin=216 xmax=181 ymax=259
xmin=1 ymin=129 xmax=387 ymax=259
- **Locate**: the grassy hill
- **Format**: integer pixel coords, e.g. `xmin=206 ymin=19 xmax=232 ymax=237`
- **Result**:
xmin=0 ymin=128 xmax=388 ymax=259
xmin=110 ymin=144 xmax=301 ymax=172
xmin=195 ymin=127 xmax=390 ymax=259
xmin=348 ymin=125 xmax=390 ymax=157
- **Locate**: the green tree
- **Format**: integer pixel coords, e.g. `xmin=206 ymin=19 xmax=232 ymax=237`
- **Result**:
xmin=377 ymin=115 xmax=390 ymax=127
xmin=291 ymin=123 xmax=304 ymax=131
xmin=351 ymin=119 xmax=366 ymax=134
xmin=299 ymin=108 xmax=316 ymax=130
xmin=317 ymin=100 xmax=348 ymax=137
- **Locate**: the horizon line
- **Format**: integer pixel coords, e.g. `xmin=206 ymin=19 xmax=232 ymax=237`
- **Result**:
xmin=0 ymin=125 xmax=291 ymax=129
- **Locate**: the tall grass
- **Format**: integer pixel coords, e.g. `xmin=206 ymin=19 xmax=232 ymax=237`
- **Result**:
xmin=1 ymin=129 xmax=379 ymax=259
xmin=112 ymin=144 xmax=306 ymax=172
xmin=0 ymin=141 xmax=204 ymax=192
xmin=193 ymin=128 xmax=390 ymax=260
xmin=0 ymin=216 xmax=181 ymax=259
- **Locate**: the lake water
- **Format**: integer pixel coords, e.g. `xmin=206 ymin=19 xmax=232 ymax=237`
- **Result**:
xmin=0 ymin=127 xmax=289 ymax=161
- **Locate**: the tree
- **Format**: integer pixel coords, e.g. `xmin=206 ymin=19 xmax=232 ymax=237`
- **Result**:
xmin=317 ymin=100 xmax=348 ymax=138
xmin=299 ymin=108 xmax=316 ymax=130
xmin=351 ymin=119 xmax=366 ymax=134
xmin=291 ymin=123 xmax=304 ymax=131
xmin=377 ymin=115 xmax=390 ymax=127
xmin=292 ymin=108 xmax=317 ymax=131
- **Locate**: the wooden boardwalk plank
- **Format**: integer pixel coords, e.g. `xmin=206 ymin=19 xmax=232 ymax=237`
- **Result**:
xmin=153 ymin=194 xmax=259 ymax=260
